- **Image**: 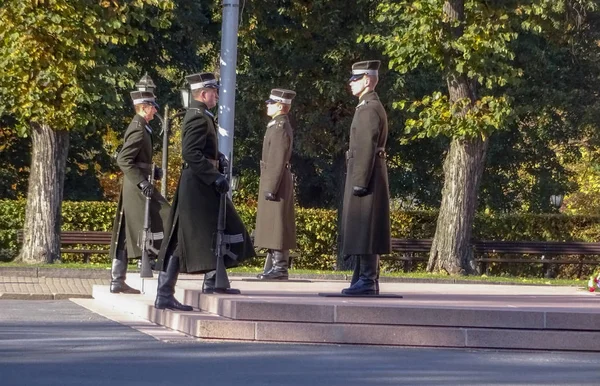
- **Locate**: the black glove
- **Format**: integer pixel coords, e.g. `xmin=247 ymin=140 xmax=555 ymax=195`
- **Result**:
xmin=353 ymin=186 xmax=368 ymax=197
xmin=214 ymin=175 xmax=230 ymax=194
xmin=218 ymin=154 xmax=229 ymax=174
xmin=139 ymin=180 xmax=154 ymax=198
xmin=265 ymin=192 xmax=277 ymax=201
xmin=153 ymin=166 xmax=163 ymax=180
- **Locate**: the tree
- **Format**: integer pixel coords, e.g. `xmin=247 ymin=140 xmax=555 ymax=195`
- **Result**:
xmin=0 ymin=0 xmax=173 ymax=263
xmin=365 ymin=0 xmax=598 ymax=274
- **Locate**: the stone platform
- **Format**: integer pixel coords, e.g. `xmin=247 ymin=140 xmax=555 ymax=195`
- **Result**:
xmin=92 ymin=274 xmax=600 ymax=352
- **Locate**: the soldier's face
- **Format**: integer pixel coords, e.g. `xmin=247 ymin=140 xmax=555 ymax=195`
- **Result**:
xmin=143 ymin=104 xmax=157 ymax=122
xmin=266 ymin=102 xmax=279 ymax=117
xmin=349 ymin=76 xmax=367 ymax=97
xmin=204 ymin=89 xmax=219 ymax=109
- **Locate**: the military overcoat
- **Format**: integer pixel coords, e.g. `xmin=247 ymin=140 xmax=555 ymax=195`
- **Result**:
xmin=254 ymin=114 xmax=296 ymax=250
xmin=109 ymin=114 xmax=170 ymax=260
xmin=156 ymin=100 xmax=255 ymax=273
xmin=341 ymin=91 xmax=391 ymax=256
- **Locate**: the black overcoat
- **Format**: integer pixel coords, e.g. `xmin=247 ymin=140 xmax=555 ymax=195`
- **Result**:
xmin=340 ymin=91 xmax=391 ymax=255
xmin=254 ymin=114 xmax=296 ymax=250
xmin=109 ymin=114 xmax=170 ymax=260
xmin=156 ymin=100 xmax=255 ymax=273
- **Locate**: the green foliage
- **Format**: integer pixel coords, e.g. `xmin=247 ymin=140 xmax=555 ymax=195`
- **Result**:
xmin=0 ymin=0 xmax=174 ymax=136
xmin=402 ymin=93 xmax=512 ymax=140
xmin=3 ymin=200 xmax=600 ymax=273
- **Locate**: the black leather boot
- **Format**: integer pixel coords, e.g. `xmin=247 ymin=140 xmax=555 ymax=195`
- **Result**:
xmin=110 ymin=250 xmax=140 ymax=294
xmin=259 ymin=250 xmax=289 ymax=280
xmin=154 ymin=256 xmax=193 ymax=311
xmin=202 ymin=270 xmax=241 ymax=294
xmin=341 ymin=255 xmax=379 ymax=295
xmin=256 ymin=250 xmax=274 ymax=279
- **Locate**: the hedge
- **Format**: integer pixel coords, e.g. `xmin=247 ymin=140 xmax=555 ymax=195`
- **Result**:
xmin=2 ymin=200 xmax=600 ymax=276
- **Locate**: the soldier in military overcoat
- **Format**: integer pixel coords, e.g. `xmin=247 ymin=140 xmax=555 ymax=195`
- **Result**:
xmin=255 ymin=89 xmax=297 ymax=280
xmin=108 ymin=91 xmax=170 ymax=294
xmin=155 ymin=72 xmax=255 ymax=295
xmin=340 ymin=60 xmax=391 ymax=295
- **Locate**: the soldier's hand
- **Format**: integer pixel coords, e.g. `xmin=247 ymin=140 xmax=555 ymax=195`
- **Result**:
xmin=214 ymin=175 xmax=230 ymax=194
xmin=265 ymin=192 xmax=277 ymax=201
xmin=153 ymin=166 xmax=163 ymax=181
xmin=352 ymin=186 xmax=368 ymax=197
xmin=218 ymin=154 xmax=229 ymax=174
xmin=139 ymin=180 xmax=154 ymax=198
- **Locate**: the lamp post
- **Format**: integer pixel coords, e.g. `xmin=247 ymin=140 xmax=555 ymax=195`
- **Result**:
xmin=136 ymin=73 xmax=189 ymax=197
xmin=550 ymin=194 xmax=564 ymax=211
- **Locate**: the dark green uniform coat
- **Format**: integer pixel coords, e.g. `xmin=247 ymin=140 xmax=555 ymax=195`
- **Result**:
xmin=156 ymin=100 xmax=255 ymax=273
xmin=341 ymin=91 xmax=391 ymax=255
xmin=109 ymin=114 xmax=170 ymax=260
xmin=254 ymin=114 xmax=296 ymax=250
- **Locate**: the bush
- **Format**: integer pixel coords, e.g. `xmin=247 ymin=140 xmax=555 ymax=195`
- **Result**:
xmin=2 ymin=200 xmax=600 ymax=276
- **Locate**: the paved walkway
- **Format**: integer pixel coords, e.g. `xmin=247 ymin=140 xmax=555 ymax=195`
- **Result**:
xmin=0 ymin=276 xmax=104 ymax=299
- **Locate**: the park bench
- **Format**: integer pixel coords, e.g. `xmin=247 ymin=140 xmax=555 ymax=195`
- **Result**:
xmin=16 ymin=230 xmax=112 ymax=263
xmin=16 ymin=229 xmax=298 ymax=267
xmin=389 ymin=238 xmax=600 ymax=276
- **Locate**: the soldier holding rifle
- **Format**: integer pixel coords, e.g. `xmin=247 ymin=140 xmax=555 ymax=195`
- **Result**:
xmin=109 ymin=90 xmax=170 ymax=294
xmin=154 ymin=72 xmax=255 ymax=306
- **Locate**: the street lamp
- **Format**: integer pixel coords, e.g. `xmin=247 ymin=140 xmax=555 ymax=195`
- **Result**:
xmin=135 ymin=73 xmax=156 ymax=93
xmin=136 ymin=74 xmax=188 ymax=197
xmin=550 ymin=194 xmax=564 ymax=210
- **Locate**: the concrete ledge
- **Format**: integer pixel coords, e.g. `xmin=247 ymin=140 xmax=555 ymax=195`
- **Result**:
xmin=90 ymin=282 xmax=600 ymax=352
xmin=335 ymin=305 xmax=545 ymax=329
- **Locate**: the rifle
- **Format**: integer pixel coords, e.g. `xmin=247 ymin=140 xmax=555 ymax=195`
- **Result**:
xmin=213 ymin=154 xmax=243 ymax=290
xmin=138 ymin=163 xmax=155 ymax=280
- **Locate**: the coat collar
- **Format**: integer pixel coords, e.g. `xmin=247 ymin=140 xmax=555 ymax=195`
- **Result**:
xmin=268 ymin=114 xmax=288 ymax=127
xmin=357 ymin=90 xmax=379 ymax=107
xmin=189 ymin=100 xmax=215 ymax=119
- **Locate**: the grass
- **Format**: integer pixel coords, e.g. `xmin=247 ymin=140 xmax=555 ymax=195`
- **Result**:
xmin=0 ymin=261 xmax=588 ymax=287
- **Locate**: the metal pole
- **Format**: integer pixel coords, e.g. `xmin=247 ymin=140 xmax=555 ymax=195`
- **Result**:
xmin=161 ymin=105 xmax=170 ymax=197
xmin=217 ymin=0 xmax=240 ymax=173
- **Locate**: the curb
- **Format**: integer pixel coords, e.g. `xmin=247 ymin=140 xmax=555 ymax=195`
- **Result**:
xmin=0 ymin=293 xmax=92 ymax=300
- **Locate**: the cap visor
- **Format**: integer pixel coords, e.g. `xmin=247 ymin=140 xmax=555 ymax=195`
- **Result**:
xmin=151 ymin=102 xmax=160 ymax=109
xmin=348 ymin=74 xmax=364 ymax=83
xmin=265 ymin=99 xmax=276 ymax=104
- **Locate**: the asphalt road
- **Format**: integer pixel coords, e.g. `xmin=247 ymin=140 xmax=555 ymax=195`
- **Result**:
xmin=0 ymin=300 xmax=599 ymax=386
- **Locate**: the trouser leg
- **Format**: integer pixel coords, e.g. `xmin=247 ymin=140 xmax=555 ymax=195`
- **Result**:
xmin=110 ymin=249 xmax=140 ymax=294
xmin=341 ymin=254 xmax=379 ymax=295
xmin=154 ymin=255 xmax=192 ymax=311
xmin=202 ymin=269 xmax=241 ymax=294
xmin=256 ymin=250 xmax=274 ymax=278
xmin=258 ymin=250 xmax=289 ymax=280
xmin=350 ymin=255 xmax=360 ymax=286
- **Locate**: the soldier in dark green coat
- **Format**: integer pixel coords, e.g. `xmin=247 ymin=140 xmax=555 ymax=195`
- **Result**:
xmin=109 ymin=91 xmax=170 ymax=294
xmin=340 ymin=60 xmax=391 ymax=295
xmin=255 ymin=89 xmax=297 ymax=280
xmin=155 ymin=72 xmax=255 ymax=296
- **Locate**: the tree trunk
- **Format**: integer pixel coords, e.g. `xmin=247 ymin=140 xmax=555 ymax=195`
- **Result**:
xmin=427 ymin=0 xmax=486 ymax=274
xmin=17 ymin=124 xmax=69 ymax=264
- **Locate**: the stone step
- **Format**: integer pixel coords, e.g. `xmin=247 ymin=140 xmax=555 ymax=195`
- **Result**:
xmin=92 ymin=279 xmax=600 ymax=352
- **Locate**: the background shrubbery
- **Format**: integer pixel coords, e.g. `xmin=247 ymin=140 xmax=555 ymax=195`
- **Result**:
xmin=2 ymin=199 xmax=600 ymax=278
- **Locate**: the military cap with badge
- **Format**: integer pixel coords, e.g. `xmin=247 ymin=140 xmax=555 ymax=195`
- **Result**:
xmin=348 ymin=60 xmax=381 ymax=83
xmin=130 ymin=90 xmax=159 ymax=109
xmin=266 ymin=88 xmax=296 ymax=105
xmin=186 ymin=72 xmax=220 ymax=90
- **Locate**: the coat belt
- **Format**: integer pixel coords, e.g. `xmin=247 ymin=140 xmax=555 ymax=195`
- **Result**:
xmin=260 ymin=160 xmax=291 ymax=169
xmin=135 ymin=162 xmax=152 ymax=169
xmin=345 ymin=147 xmax=386 ymax=160
xmin=183 ymin=159 xmax=219 ymax=169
